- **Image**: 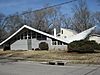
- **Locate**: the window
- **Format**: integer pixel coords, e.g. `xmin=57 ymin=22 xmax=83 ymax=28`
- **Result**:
xmin=41 ymin=35 xmax=47 ymax=40
xmin=24 ymin=32 xmax=27 ymax=39
xmin=28 ymin=30 xmax=32 ymax=39
xmin=28 ymin=36 xmax=31 ymax=39
xmin=58 ymin=41 xmax=62 ymax=45
xmin=64 ymin=36 xmax=67 ymax=38
xmin=21 ymin=34 xmax=23 ymax=39
xmin=32 ymin=32 xmax=36 ymax=38
xmin=52 ymin=39 xmax=62 ymax=45
xmin=14 ymin=37 xmax=17 ymax=41
xmin=57 ymin=34 xmax=60 ymax=36
xmin=17 ymin=36 xmax=20 ymax=40
xmin=37 ymin=33 xmax=42 ymax=40
xmin=52 ymin=41 xmax=56 ymax=45
xmin=32 ymin=35 xmax=35 ymax=38
xmin=61 ymin=30 xmax=63 ymax=34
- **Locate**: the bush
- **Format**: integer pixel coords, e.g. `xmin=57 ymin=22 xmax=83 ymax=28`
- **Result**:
xmin=39 ymin=42 xmax=49 ymax=50
xmin=96 ymin=44 xmax=100 ymax=50
xmin=35 ymin=48 xmax=41 ymax=51
xmin=68 ymin=40 xmax=100 ymax=53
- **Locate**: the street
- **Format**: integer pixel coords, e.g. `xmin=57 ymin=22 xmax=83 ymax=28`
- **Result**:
xmin=0 ymin=61 xmax=100 ymax=75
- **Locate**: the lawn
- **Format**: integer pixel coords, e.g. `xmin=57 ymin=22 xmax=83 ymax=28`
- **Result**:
xmin=0 ymin=50 xmax=100 ymax=64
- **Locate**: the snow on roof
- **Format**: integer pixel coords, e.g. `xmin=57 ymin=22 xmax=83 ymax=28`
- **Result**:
xmin=0 ymin=25 xmax=69 ymax=45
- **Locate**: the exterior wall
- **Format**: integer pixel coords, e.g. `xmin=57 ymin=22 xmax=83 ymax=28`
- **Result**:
xmin=10 ymin=37 xmax=68 ymax=51
xmin=0 ymin=46 xmax=3 ymax=51
xmin=31 ymin=38 xmax=68 ymax=51
xmin=89 ymin=36 xmax=100 ymax=43
xmin=47 ymin=38 xmax=68 ymax=51
xmin=57 ymin=28 xmax=77 ymax=39
xmin=31 ymin=38 xmax=52 ymax=50
xmin=11 ymin=38 xmax=52 ymax=50
xmin=27 ymin=39 xmax=32 ymax=50
xmin=0 ymin=48 xmax=3 ymax=51
xmin=49 ymin=45 xmax=68 ymax=51
xmin=11 ymin=39 xmax=28 ymax=50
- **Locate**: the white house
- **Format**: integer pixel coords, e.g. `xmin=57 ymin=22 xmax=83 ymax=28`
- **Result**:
xmin=89 ymin=34 xmax=100 ymax=43
xmin=0 ymin=25 xmax=96 ymax=51
xmin=56 ymin=26 xmax=96 ymax=43
xmin=0 ymin=25 xmax=68 ymax=50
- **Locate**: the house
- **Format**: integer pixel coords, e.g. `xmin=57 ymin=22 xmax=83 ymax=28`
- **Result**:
xmin=89 ymin=34 xmax=100 ymax=43
xmin=0 ymin=25 xmax=68 ymax=50
xmin=0 ymin=25 xmax=96 ymax=51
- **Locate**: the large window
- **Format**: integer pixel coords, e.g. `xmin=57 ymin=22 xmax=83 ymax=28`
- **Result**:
xmin=24 ymin=32 xmax=27 ymax=39
xmin=52 ymin=39 xmax=66 ymax=45
xmin=37 ymin=33 xmax=47 ymax=40
xmin=28 ymin=30 xmax=32 ymax=39
xmin=41 ymin=35 xmax=47 ymax=40
xmin=37 ymin=33 xmax=42 ymax=40
xmin=32 ymin=32 xmax=36 ymax=38
xmin=14 ymin=29 xmax=47 ymax=40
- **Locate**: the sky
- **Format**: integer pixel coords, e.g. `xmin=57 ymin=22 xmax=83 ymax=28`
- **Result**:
xmin=0 ymin=0 xmax=100 ymax=32
xmin=0 ymin=0 xmax=100 ymax=16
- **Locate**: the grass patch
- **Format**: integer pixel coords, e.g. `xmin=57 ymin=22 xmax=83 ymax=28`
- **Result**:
xmin=0 ymin=50 xmax=100 ymax=64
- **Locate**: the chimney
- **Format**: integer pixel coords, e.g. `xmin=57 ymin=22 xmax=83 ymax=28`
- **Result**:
xmin=54 ymin=28 xmax=56 ymax=37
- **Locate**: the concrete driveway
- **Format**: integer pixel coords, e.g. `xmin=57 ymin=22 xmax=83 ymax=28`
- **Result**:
xmin=0 ymin=61 xmax=100 ymax=75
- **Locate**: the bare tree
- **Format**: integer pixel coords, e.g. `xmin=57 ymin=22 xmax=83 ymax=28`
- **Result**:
xmin=0 ymin=3 xmax=73 ymax=40
xmin=94 ymin=12 xmax=100 ymax=34
xmin=60 ymin=14 xmax=72 ymax=29
xmin=21 ymin=5 xmax=62 ymax=33
xmin=2 ymin=13 xmax=23 ymax=36
xmin=0 ymin=13 xmax=7 ymax=42
xmin=72 ymin=0 xmax=95 ymax=33
xmin=95 ymin=12 xmax=100 ymax=23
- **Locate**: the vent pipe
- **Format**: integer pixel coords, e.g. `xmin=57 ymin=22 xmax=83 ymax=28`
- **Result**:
xmin=54 ymin=28 xmax=56 ymax=37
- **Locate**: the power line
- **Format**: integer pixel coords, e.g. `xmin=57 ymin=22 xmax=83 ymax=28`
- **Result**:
xmin=21 ymin=0 xmax=78 ymax=15
xmin=2 ymin=0 xmax=78 ymax=23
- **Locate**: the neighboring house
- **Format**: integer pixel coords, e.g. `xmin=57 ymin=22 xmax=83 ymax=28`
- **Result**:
xmin=89 ymin=34 xmax=100 ymax=43
xmin=0 ymin=25 xmax=96 ymax=51
xmin=66 ymin=26 xmax=96 ymax=43
xmin=56 ymin=26 xmax=96 ymax=43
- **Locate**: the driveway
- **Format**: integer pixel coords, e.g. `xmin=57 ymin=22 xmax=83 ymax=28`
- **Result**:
xmin=0 ymin=61 xmax=100 ymax=75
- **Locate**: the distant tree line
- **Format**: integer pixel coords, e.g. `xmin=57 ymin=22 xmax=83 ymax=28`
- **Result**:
xmin=0 ymin=0 xmax=100 ymax=42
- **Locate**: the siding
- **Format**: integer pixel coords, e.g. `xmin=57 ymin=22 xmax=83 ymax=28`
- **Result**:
xmin=10 ymin=38 xmax=68 ymax=51
xmin=31 ymin=38 xmax=51 ymax=50
xmin=11 ymin=40 xmax=28 ymax=50
xmin=89 ymin=36 xmax=100 ymax=43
